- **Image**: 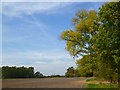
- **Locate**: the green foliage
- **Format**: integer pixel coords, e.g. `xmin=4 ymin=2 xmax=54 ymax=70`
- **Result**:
xmin=61 ymin=9 xmax=98 ymax=78
xmin=34 ymin=71 xmax=44 ymax=78
xmin=47 ymin=75 xmax=65 ymax=78
xmin=76 ymin=55 xmax=96 ymax=77
xmin=61 ymin=1 xmax=120 ymax=86
xmin=2 ymin=66 xmax=46 ymax=79
xmin=0 ymin=67 xmax=2 ymax=79
xmin=93 ymin=2 xmax=120 ymax=84
xmin=65 ymin=66 xmax=76 ymax=77
xmin=61 ymin=10 xmax=97 ymax=57
xmin=2 ymin=66 xmax=35 ymax=78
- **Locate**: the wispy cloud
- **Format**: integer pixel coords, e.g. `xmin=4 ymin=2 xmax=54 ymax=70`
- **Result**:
xmin=1 ymin=2 xmax=71 ymax=44
xmin=34 ymin=60 xmax=76 ymax=75
xmin=3 ymin=51 xmax=72 ymax=63
xmin=2 ymin=2 xmax=72 ymax=17
xmin=2 ymin=15 xmax=57 ymax=45
xmin=3 ymin=36 xmax=28 ymax=43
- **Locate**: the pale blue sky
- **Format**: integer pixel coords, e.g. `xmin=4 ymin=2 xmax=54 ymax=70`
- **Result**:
xmin=2 ymin=2 xmax=104 ymax=75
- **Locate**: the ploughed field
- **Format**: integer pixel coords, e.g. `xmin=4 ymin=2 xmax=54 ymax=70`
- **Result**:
xmin=2 ymin=77 xmax=89 ymax=88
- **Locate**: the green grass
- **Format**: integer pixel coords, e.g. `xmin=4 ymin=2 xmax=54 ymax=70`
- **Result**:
xmin=85 ymin=77 xmax=118 ymax=88
xmin=86 ymin=83 xmax=118 ymax=88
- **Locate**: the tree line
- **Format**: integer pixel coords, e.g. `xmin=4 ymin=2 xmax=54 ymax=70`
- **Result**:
xmin=1 ymin=66 xmax=44 ymax=79
xmin=1 ymin=66 xmax=65 ymax=79
xmin=61 ymin=2 xmax=120 ymax=86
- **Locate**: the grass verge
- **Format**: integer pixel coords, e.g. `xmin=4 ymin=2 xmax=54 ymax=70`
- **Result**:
xmin=86 ymin=83 xmax=118 ymax=88
xmin=84 ymin=77 xmax=118 ymax=88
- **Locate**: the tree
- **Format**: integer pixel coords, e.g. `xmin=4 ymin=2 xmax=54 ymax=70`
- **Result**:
xmin=65 ymin=66 xmax=75 ymax=77
xmin=2 ymin=66 xmax=35 ymax=78
xmin=61 ymin=10 xmax=97 ymax=57
xmin=61 ymin=2 xmax=120 ymax=86
xmin=61 ymin=10 xmax=98 ymax=78
xmin=0 ymin=67 xmax=1 ymax=78
xmin=76 ymin=55 xmax=96 ymax=77
xmin=93 ymin=2 xmax=120 ymax=84
xmin=28 ymin=67 xmax=34 ymax=78
xmin=34 ymin=71 xmax=44 ymax=78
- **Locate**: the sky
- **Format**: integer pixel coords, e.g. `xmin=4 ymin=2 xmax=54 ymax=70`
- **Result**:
xmin=1 ymin=2 xmax=104 ymax=76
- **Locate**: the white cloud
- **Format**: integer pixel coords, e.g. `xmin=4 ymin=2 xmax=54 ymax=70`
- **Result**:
xmin=2 ymin=50 xmax=76 ymax=75
xmin=1 ymin=2 xmax=71 ymax=17
xmin=34 ymin=61 xmax=76 ymax=75
xmin=3 ymin=51 xmax=72 ymax=62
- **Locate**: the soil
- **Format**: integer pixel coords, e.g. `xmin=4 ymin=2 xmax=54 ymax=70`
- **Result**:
xmin=2 ymin=77 xmax=89 ymax=88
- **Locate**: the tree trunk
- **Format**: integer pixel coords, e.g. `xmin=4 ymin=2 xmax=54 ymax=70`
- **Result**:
xmin=118 ymin=78 xmax=120 ymax=90
xmin=118 ymin=61 xmax=120 ymax=89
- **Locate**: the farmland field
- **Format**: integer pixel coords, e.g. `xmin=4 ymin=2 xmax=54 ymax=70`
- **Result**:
xmin=2 ymin=77 xmax=89 ymax=88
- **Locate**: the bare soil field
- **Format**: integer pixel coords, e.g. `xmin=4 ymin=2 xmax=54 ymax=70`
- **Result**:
xmin=2 ymin=77 xmax=89 ymax=88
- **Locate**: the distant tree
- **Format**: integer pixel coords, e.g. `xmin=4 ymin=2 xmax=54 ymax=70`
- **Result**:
xmin=2 ymin=66 xmax=35 ymax=78
xmin=65 ymin=66 xmax=75 ymax=77
xmin=0 ymin=67 xmax=2 ymax=78
xmin=47 ymin=75 xmax=65 ymax=78
xmin=28 ymin=67 xmax=34 ymax=78
xmin=2 ymin=66 xmax=11 ymax=78
xmin=34 ymin=71 xmax=44 ymax=78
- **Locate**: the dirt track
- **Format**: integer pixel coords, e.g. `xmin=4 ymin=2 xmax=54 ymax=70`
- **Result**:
xmin=2 ymin=77 xmax=89 ymax=88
